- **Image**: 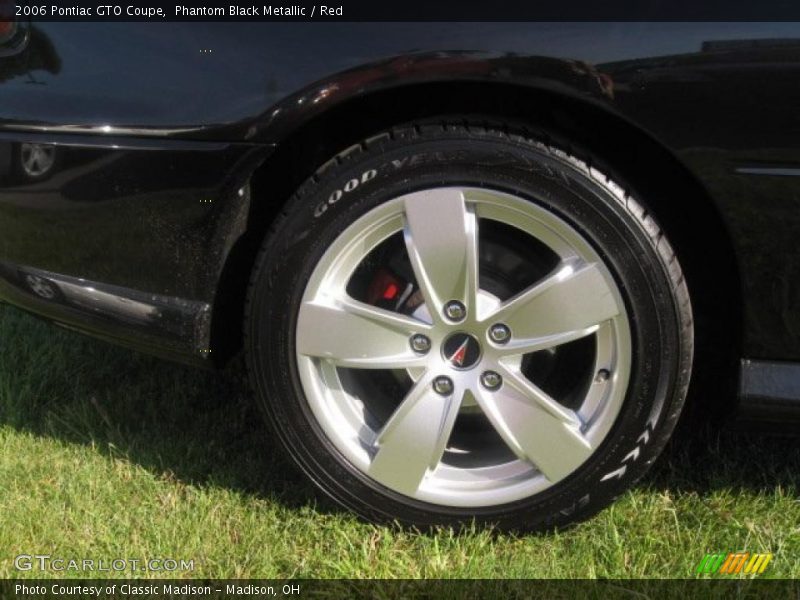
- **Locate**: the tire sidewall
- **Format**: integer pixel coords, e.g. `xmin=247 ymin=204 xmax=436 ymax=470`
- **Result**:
xmin=247 ymin=129 xmax=688 ymax=530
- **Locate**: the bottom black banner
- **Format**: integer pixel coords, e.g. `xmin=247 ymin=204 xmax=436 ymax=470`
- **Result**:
xmin=1 ymin=579 xmax=798 ymax=600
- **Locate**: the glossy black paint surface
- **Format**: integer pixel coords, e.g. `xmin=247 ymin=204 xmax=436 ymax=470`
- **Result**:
xmin=0 ymin=261 xmax=211 ymax=360
xmin=0 ymin=131 xmax=271 ymax=362
xmin=1 ymin=22 xmax=799 ymax=365
xmin=737 ymin=360 xmax=800 ymax=430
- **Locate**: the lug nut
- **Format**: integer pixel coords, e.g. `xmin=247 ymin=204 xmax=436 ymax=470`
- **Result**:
xmin=480 ymin=371 xmax=503 ymax=391
xmin=489 ymin=323 xmax=511 ymax=344
xmin=410 ymin=334 xmax=431 ymax=354
xmin=595 ymin=369 xmax=611 ymax=383
xmin=433 ymin=376 xmax=454 ymax=396
xmin=444 ymin=300 xmax=466 ymax=322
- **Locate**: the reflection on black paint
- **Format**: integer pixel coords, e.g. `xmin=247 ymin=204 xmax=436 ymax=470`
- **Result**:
xmin=0 ymin=260 xmax=211 ymax=359
xmin=0 ymin=25 xmax=60 ymax=82
xmin=1 ymin=23 xmax=800 ymax=363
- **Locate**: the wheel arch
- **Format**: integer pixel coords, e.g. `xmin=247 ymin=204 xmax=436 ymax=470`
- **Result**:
xmin=210 ymin=79 xmax=742 ymax=412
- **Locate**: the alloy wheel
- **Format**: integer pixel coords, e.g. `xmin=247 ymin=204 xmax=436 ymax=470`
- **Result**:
xmin=295 ymin=187 xmax=632 ymax=507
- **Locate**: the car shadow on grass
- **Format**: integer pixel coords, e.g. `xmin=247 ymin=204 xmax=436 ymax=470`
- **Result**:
xmin=1 ymin=306 xmax=798 ymax=524
xmin=645 ymin=418 xmax=800 ymax=499
xmin=0 ymin=306 xmax=336 ymax=514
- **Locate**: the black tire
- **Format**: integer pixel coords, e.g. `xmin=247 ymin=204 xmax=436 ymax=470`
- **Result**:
xmin=245 ymin=121 xmax=693 ymax=531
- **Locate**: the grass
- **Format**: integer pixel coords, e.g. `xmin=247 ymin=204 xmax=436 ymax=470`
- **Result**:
xmin=0 ymin=305 xmax=799 ymax=580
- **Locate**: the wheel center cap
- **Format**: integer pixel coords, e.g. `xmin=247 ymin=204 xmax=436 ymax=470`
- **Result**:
xmin=442 ymin=333 xmax=482 ymax=370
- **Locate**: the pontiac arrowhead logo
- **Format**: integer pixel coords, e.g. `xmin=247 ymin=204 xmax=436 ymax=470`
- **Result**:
xmin=448 ymin=338 xmax=470 ymax=367
xmin=442 ymin=333 xmax=481 ymax=370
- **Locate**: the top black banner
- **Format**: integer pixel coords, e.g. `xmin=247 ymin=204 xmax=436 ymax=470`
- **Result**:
xmin=6 ymin=0 xmax=800 ymax=21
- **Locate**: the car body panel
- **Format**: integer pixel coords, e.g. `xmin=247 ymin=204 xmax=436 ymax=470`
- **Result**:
xmin=1 ymin=22 xmax=800 ymax=366
xmin=0 ymin=131 xmax=271 ymax=362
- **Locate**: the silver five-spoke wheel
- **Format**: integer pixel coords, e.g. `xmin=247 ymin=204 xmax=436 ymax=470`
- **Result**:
xmin=296 ymin=187 xmax=631 ymax=507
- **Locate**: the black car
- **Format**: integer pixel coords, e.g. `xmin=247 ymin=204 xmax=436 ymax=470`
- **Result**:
xmin=1 ymin=21 xmax=799 ymax=531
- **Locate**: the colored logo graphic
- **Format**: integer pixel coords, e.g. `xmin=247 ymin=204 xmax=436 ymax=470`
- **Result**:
xmin=442 ymin=333 xmax=481 ymax=370
xmin=696 ymin=552 xmax=773 ymax=576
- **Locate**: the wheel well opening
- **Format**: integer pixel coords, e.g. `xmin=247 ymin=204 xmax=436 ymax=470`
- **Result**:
xmin=211 ymin=81 xmax=742 ymax=411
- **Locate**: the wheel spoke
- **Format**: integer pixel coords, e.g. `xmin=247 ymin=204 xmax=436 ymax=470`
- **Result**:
xmin=403 ymin=188 xmax=478 ymax=320
xmin=474 ymin=366 xmax=593 ymax=482
xmin=297 ymin=296 xmax=431 ymax=369
xmin=496 ymin=325 xmax=601 ymax=357
xmin=368 ymin=373 xmax=463 ymax=495
xmin=487 ymin=259 xmax=619 ymax=349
